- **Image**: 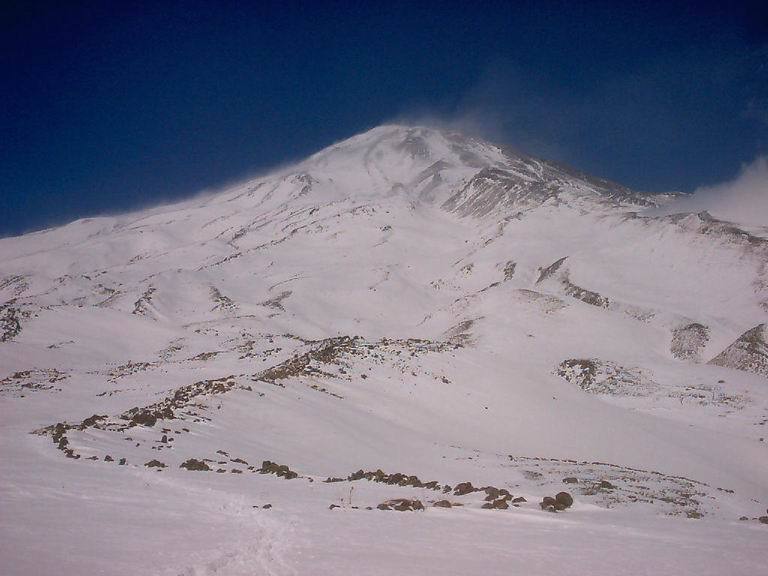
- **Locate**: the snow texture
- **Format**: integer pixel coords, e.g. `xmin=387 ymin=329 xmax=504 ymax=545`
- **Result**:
xmin=1 ymin=125 xmax=768 ymax=575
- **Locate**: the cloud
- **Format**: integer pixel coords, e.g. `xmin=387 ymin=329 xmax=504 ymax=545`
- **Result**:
xmin=648 ymin=156 xmax=768 ymax=228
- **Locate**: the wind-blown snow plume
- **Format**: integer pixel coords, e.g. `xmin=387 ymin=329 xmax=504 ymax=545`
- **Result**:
xmin=650 ymin=156 xmax=768 ymax=227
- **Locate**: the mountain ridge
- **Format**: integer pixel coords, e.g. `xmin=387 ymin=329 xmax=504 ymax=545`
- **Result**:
xmin=1 ymin=123 xmax=767 ymax=575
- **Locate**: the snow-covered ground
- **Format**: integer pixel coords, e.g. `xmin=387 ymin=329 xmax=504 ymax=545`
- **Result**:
xmin=1 ymin=125 xmax=767 ymax=575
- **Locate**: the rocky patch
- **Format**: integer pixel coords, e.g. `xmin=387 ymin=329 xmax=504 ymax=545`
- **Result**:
xmin=329 ymin=468 xmax=446 ymax=491
xmin=0 ymin=368 xmax=68 ymax=398
xmin=539 ymin=491 xmax=573 ymax=512
xmin=0 ymin=303 xmax=23 ymax=342
xmin=671 ymin=323 xmax=710 ymax=361
xmin=259 ymin=460 xmax=298 ymax=479
xmin=377 ymin=498 xmax=424 ymax=512
xmin=132 ymin=286 xmax=157 ymax=317
xmin=210 ymin=286 xmax=237 ymax=312
xmin=709 ymin=324 xmax=768 ymax=378
xmin=557 ymin=359 xmax=657 ymax=397
xmin=180 ymin=458 xmax=210 ymax=471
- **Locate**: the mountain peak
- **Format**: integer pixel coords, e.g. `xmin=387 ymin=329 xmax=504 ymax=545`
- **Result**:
xmin=284 ymin=123 xmax=652 ymax=213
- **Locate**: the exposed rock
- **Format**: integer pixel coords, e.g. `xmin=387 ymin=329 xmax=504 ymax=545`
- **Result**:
xmin=482 ymin=498 xmax=510 ymax=510
xmin=180 ymin=458 xmax=210 ymax=471
xmin=483 ymin=486 xmax=512 ymax=501
xmin=709 ymin=324 xmax=768 ymax=378
xmin=377 ymin=498 xmax=424 ymax=512
xmin=433 ymin=500 xmax=453 ymax=508
xmin=503 ymin=261 xmax=517 ymax=280
xmin=562 ymin=477 xmax=578 ymax=484
xmin=555 ymin=492 xmax=574 ymax=509
xmin=557 ymin=358 xmax=658 ymax=397
xmin=259 ymin=460 xmax=298 ymax=479
xmin=340 ymin=468 xmax=441 ymax=490
xmin=145 ymin=459 xmax=166 ymax=468
xmin=540 ymin=496 xmax=557 ymax=512
xmin=536 ymin=257 xmax=568 ymax=284
xmin=453 ymin=482 xmax=477 ymax=496
xmin=0 ymin=304 xmax=22 ymax=342
xmin=671 ymin=323 xmax=710 ymax=361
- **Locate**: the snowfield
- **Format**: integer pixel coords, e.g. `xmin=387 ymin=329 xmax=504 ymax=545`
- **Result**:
xmin=1 ymin=125 xmax=767 ymax=575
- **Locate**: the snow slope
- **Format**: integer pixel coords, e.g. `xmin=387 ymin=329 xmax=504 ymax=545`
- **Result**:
xmin=1 ymin=125 xmax=767 ymax=575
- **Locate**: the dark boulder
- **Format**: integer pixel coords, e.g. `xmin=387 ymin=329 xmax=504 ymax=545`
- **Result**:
xmin=555 ymin=492 xmax=574 ymax=509
xmin=180 ymin=458 xmax=210 ymax=471
xmin=482 ymin=498 xmax=510 ymax=510
xmin=453 ymin=482 xmax=476 ymax=496
xmin=540 ymin=496 xmax=557 ymax=512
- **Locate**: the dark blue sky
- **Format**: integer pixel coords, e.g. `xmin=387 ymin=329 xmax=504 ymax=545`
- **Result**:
xmin=2 ymin=1 xmax=767 ymax=236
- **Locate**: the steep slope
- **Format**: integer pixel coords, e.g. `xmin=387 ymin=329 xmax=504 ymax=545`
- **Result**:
xmin=710 ymin=323 xmax=768 ymax=377
xmin=1 ymin=125 xmax=767 ymax=576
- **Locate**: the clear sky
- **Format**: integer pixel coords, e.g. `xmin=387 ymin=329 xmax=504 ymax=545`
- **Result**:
xmin=2 ymin=1 xmax=766 ymax=236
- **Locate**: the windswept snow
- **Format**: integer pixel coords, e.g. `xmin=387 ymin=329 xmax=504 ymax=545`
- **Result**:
xmin=1 ymin=125 xmax=767 ymax=575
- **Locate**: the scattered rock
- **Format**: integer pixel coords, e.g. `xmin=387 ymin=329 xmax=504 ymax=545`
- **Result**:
xmin=482 ymin=498 xmax=509 ymax=510
xmin=180 ymin=458 xmax=210 ymax=471
xmin=482 ymin=486 xmax=511 ymax=501
xmin=540 ymin=496 xmax=557 ymax=512
xmin=433 ymin=500 xmax=453 ymax=508
xmin=377 ymin=499 xmax=424 ymax=511
xmin=453 ymin=482 xmax=477 ymax=496
xmin=259 ymin=460 xmax=298 ymax=479
xmin=562 ymin=477 xmax=578 ymax=484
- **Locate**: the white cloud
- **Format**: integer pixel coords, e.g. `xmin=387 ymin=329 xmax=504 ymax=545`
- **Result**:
xmin=649 ymin=156 xmax=768 ymax=228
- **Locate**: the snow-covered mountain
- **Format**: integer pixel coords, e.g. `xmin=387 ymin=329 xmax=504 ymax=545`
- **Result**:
xmin=1 ymin=125 xmax=767 ymax=575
